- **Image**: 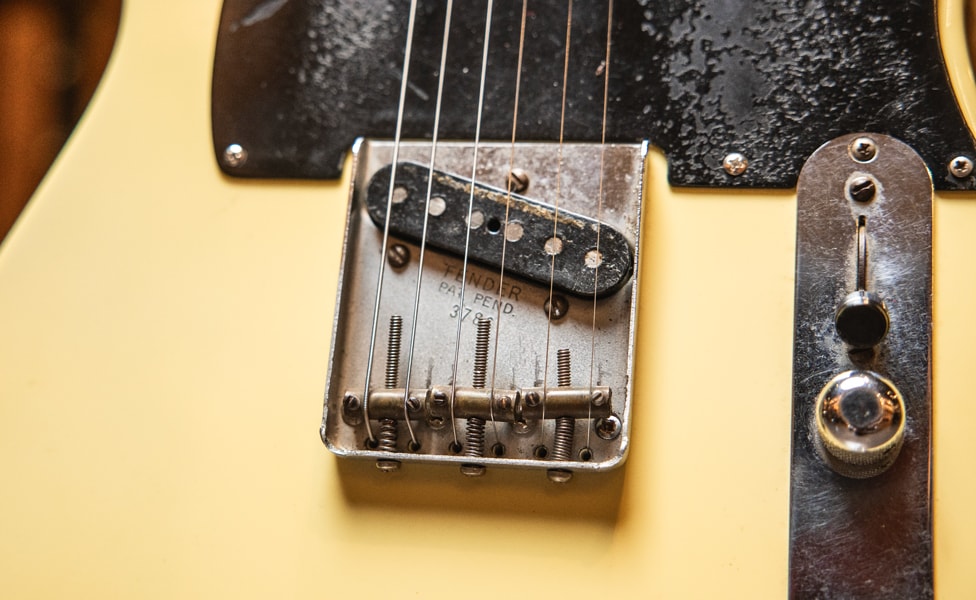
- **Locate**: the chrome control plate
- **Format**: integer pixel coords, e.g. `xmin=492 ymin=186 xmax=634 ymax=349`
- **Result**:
xmin=789 ymin=134 xmax=933 ymax=597
xmin=322 ymin=141 xmax=645 ymax=481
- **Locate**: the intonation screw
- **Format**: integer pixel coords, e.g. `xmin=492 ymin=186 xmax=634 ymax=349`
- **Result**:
xmin=548 ymin=348 xmax=575 ymax=484
xmin=722 ymin=152 xmax=748 ymax=177
xmin=376 ymin=315 xmax=403 ymax=472
xmin=506 ymin=168 xmax=529 ymax=194
xmin=850 ymin=137 xmax=877 ymax=162
xmin=949 ymin=156 xmax=974 ymax=179
xmin=223 ymin=143 xmax=248 ymax=168
xmin=387 ymin=244 xmax=411 ymax=269
xmin=462 ymin=316 xmax=492 ymax=477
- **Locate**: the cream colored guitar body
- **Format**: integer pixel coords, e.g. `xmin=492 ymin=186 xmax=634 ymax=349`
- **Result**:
xmin=1 ymin=1 xmax=975 ymax=597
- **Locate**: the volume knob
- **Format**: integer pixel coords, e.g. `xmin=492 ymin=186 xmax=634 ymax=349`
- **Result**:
xmin=814 ymin=370 xmax=905 ymax=478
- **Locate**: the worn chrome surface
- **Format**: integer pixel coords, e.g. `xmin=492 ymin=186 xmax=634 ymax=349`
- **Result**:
xmin=322 ymin=141 xmax=644 ymax=476
xmin=789 ymin=134 xmax=933 ymax=597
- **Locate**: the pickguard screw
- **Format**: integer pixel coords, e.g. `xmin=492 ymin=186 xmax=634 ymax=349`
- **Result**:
xmin=544 ymin=295 xmax=569 ymax=320
xmin=223 ymin=143 xmax=248 ymax=168
xmin=850 ymin=137 xmax=877 ymax=162
xmin=387 ymin=244 xmax=411 ymax=269
xmin=506 ymin=168 xmax=529 ymax=194
xmin=722 ymin=152 xmax=748 ymax=176
xmin=949 ymin=156 xmax=974 ymax=178
xmin=595 ymin=414 xmax=622 ymax=440
xmin=848 ymin=176 xmax=877 ymax=203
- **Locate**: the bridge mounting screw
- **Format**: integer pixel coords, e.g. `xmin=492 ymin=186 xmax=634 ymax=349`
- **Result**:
xmin=544 ymin=295 xmax=569 ymax=320
xmin=387 ymin=244 xmax=411 ymax=269
xmin=342 ymin=394 xmax=361 ymax=413
xmin=223 ymin=143 xmax=247 ymax=168
xmin=722 ymin=152 xmax=748 ymax=176
xmin=949 ymin=156 xmax=974 ymax=178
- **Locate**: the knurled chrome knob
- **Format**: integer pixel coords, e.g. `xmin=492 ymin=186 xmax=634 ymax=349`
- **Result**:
xmin=814 ymin=370 xmax=905 ymax=478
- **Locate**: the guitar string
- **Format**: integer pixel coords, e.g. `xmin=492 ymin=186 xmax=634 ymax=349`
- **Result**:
xmin=587 ymin=0 xmax=615 ymax=451
xmin=488 ymin=0 xmax=529 ymax=445
xmin=541 ymin=0 xmax=574 ymax=446
xmin=360 ymin=0 xmax=419 ymax=444
xmin=448 ymin=0 xmax=496 ymax=449
xmin=399 ymin=0 xmax=456 ymax=449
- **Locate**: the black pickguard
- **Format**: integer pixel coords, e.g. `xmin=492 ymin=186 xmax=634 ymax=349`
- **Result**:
xmin=212 ymin=0 xmax=976 ymax=190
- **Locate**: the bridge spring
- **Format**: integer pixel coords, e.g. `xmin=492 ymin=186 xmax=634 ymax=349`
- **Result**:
xmin=464 ymin=417 xmax=487 ymax=458
xmin=377 ymin=418 xmax=398 ymax=453
xmin=551 ymin=417 xmax=575 ymax=461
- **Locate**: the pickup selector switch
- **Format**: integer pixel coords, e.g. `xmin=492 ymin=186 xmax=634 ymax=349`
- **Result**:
xmin=835 ymin=216 xmax=889 ymax=350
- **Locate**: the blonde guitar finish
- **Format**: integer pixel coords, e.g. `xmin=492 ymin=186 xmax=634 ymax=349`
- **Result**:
xmin=1 ymin=1 xmax=975 ymax=597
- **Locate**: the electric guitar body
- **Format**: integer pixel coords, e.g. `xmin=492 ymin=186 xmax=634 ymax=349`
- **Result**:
xmin=1 ymin=1 xmax=975 ymax=597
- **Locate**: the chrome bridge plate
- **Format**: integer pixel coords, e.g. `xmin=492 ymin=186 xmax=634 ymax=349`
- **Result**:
xmin=322 ymin=141 xmax=645 ymax=479
xmin=789 ymin=134 xmax=933 ymax=597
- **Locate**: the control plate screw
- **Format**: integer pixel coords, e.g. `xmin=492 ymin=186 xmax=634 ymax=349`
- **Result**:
xmin=849 ymin=137 xmax=877 ymax=162
xmin=848 ymin=176 xmax=877 ymax=203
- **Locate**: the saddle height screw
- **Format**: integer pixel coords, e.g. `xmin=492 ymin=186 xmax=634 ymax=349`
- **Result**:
xmin=376 ymin=315 xmax=403 ymax=472
xmin=548 ymin=348 xmax=575 ymax=484
xmin=461 ymin=317 xmax=492 ymax=477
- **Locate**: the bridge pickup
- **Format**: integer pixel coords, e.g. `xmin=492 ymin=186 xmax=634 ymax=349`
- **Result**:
xmin=365 ymin=162 xmax=633 ymax=298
